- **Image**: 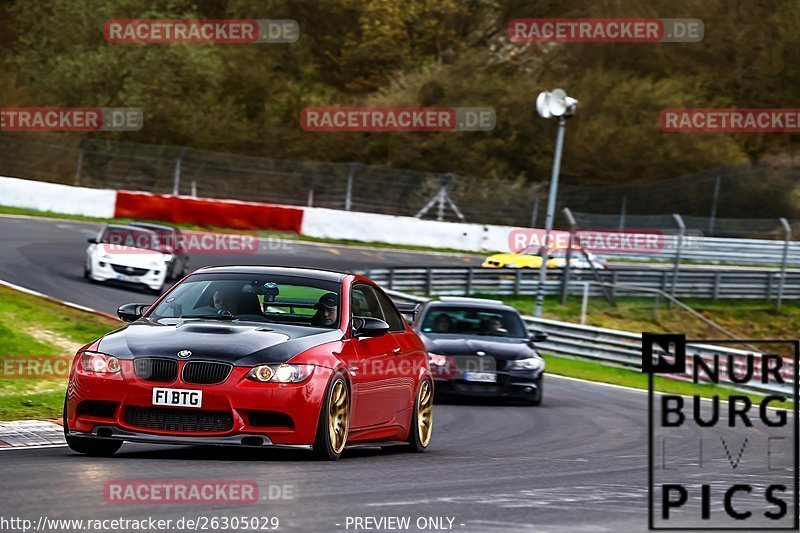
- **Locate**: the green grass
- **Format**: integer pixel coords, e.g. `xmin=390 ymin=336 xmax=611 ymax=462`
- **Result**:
xmin=0 ymin=285 xmax=120 ymax=420
xmin=544 ymin=353 xmax=790 ymax=406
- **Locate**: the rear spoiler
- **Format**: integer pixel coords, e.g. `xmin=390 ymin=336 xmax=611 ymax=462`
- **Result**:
xmin=395 ymin=302 xmax=420 ymax=323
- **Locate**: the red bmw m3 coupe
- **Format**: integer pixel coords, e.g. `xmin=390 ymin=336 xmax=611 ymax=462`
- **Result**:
xmin=64 ymin=266 xmax=433 ymax=460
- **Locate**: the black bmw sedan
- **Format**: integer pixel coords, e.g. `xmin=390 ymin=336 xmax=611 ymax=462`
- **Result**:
xmin=413 ymin=297 xmax=547 ymax=405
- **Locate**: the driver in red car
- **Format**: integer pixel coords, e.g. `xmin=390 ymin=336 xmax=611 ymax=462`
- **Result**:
xmin=311 ymin=292 xmax=338 ymax=327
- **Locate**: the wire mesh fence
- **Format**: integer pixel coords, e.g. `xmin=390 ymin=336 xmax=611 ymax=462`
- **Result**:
xmin=0 ymin=132 xmax=797 ymax=237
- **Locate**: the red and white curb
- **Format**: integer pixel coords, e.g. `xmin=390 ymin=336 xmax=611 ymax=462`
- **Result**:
xmin=0 ymin=420 xmax=66 ymax=449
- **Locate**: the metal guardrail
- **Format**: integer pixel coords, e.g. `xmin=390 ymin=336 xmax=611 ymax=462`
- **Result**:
xmin=384 ymin=289 xmax=794 ymax=396
xmin=370 ymin=266 xmax=800 ymax=300
xmin=598 ymin=235 xmax=799 ymax=267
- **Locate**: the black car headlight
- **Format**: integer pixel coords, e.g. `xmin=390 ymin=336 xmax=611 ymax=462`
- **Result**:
xmin=508 ymin=357 xmax=545 ymax=371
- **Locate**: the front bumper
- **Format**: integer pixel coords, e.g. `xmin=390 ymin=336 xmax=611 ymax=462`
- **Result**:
xmin=433 ymin=371 xmax=542 ymax=399
xmin=66 ymin=360 xmax=333 ymax=446
xmin=89 ymin=256 xmax=167 ymax=291
xmin=67 ymin=426 xmax=312 ymax=449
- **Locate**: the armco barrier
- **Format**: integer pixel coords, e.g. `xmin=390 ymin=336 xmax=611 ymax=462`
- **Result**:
xmin=384 ymin=289 xmax=795 ymax=396
xmin=369 ymin=266 xmax=800 ymax=300
xmin=2 ymin=175 xmax=800 ymax=266
xmin=114 ymin=190 xmax=304 ymax=232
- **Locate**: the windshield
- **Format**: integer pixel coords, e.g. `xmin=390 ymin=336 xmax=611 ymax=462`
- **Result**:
xmin=149 ymin=273 xmax=342 ymax=328
xmin=100 ymin=227 xmax=161 ymax=252
xmin=420 ymin=306 xmax=527 ymax=338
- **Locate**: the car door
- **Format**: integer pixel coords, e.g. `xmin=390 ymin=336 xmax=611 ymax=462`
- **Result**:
xmin=374 ymin=288 xmax=418 ymax=416
xmin=349 ymin=283 xmax=400 ymax=429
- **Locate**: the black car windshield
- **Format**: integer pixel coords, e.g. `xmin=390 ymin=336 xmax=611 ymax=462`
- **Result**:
xmin=420 ymin=306 xmax=527 ymax=338
xmin=100 ymin=227 xmax=161 ymax=252
xmin=149 ymin=273 xmax=342 ymax=328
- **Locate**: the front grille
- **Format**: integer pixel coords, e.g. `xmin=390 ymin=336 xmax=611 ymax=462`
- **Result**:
xmin=182 ymin=361 xmax=232 ymax=385
xmin=110 ymin=264 xmax=149 ymax=276
xmin=125 ymin=407 xmax=233 ymax=432
xmin=134 ymin=358 xmax=178 ymax=382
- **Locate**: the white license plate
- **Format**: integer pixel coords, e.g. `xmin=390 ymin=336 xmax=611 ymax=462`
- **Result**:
xmin=152 ymin=388 xmax=203 ymax=408
xmin=116 ymin=274 xmax=134 ymax=281
xmin=464 ymin=371 xmax=497 ymax=383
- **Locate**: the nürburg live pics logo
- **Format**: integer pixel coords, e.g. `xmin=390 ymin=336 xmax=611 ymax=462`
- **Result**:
xmin=644 ymin=333 xmax=799 ymax=530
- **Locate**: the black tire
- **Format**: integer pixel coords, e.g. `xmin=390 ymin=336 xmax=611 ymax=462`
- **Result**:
xmin=405 ymin=379 xmax=433 ymax=452
xmin=312 ymin=372 xmax=350 ymax=461
xmin=529 ymin=377 xmax=544 ymax=406
xmin=63 ymin=397 xmax=122 ymax=456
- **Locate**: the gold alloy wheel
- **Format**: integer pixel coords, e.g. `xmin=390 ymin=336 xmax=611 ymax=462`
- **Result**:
xmin=328 ymin=379 xmax=349 ymax=454
xmin=416 ymin=380 xmax=433 ymax=446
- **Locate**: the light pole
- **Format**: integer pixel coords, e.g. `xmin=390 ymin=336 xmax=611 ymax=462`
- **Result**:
xmin=533 ymin=89 xmax=578 ymax=317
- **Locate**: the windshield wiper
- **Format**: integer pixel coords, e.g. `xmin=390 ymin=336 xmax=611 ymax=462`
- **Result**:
xmin=179 ymin=314 xmax=236 ymax=321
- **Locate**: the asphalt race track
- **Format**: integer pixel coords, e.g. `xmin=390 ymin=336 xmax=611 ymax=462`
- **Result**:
xmin=0 ymin=215 xmax=792 ymax=532
xmin=0 ymin=215 xmax=481 ymax=314
xmin=1 ymin=377 xmax=657 ymax=532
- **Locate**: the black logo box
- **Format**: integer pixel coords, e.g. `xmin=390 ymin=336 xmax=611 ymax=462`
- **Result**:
xmin=644 ymin=334 xmax=799 ymax=531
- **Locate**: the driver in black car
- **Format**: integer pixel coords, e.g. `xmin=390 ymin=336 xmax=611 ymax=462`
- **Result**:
xmin=311 ymin=292 xmax=338 ymax=327
xmin=212 ymin=288 xmax=237 ymax=314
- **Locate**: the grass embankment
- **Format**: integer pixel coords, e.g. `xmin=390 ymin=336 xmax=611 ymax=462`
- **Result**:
xmin=0 ymin=285 xmax=119 ymax=420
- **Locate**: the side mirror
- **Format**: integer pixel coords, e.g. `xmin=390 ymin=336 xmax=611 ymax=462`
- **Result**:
xmin=352 ymin=316 xmax=390 ymax=337
xmin=117 ymin=303 xmax=150 ymax=322
xmin=529 ymin=330 xmax=548 ymax=343
xmin=87 ymin=237 xmax=98 ymax=244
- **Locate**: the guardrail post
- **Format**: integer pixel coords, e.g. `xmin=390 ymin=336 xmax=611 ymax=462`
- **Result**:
xmin=713 ymin=272 xmax=721 ymax=302
xmin=74 ymin=138 xmax=84 ymax=185
xmin=669 ymin=214 xmax=686 ymax=307
xmin=561 ymin=207 xmax=577 ymax=304
xmin=766 ymin=271 xmax=773 ymax=301
xmin=466 ymin=268 xmax=473 ymax=295
xmin=514 ymin=269 xmax=522 ymax=296
xmin=580 ymin=282 xmax=589 ymax=324
xmin=387 ymin=269 xmax=395 ymax=290
xmin=777 ymin=217 xmax=791 ymax=311
xmin=345 ymin=164 xmax=356 ymax=211
xmin=610 ymin=271 xmax=618 ymax=299
xmin=425 ymin=268 xmax=433 ymax=296
xmin=172 ymin=146 xmax=187 ymax=195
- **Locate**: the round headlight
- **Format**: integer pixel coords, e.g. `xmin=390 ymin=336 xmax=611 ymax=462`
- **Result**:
xmin=274 ymin=364 xmax=297 ymax=383
xmin=252 ymin=365 xmax=273 ymax=382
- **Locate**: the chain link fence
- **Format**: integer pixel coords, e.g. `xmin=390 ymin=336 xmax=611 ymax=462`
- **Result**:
xmin=0 ymin=133 xmax=797 ymax=236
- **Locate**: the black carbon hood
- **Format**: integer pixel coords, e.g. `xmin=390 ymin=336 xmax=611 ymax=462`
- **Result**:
xmin=96 ymin=319 xmax=343 ymax=365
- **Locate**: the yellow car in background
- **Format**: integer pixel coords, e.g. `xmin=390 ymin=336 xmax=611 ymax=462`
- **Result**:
xmin=482 ymin=245 xmax=607 ymax=270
